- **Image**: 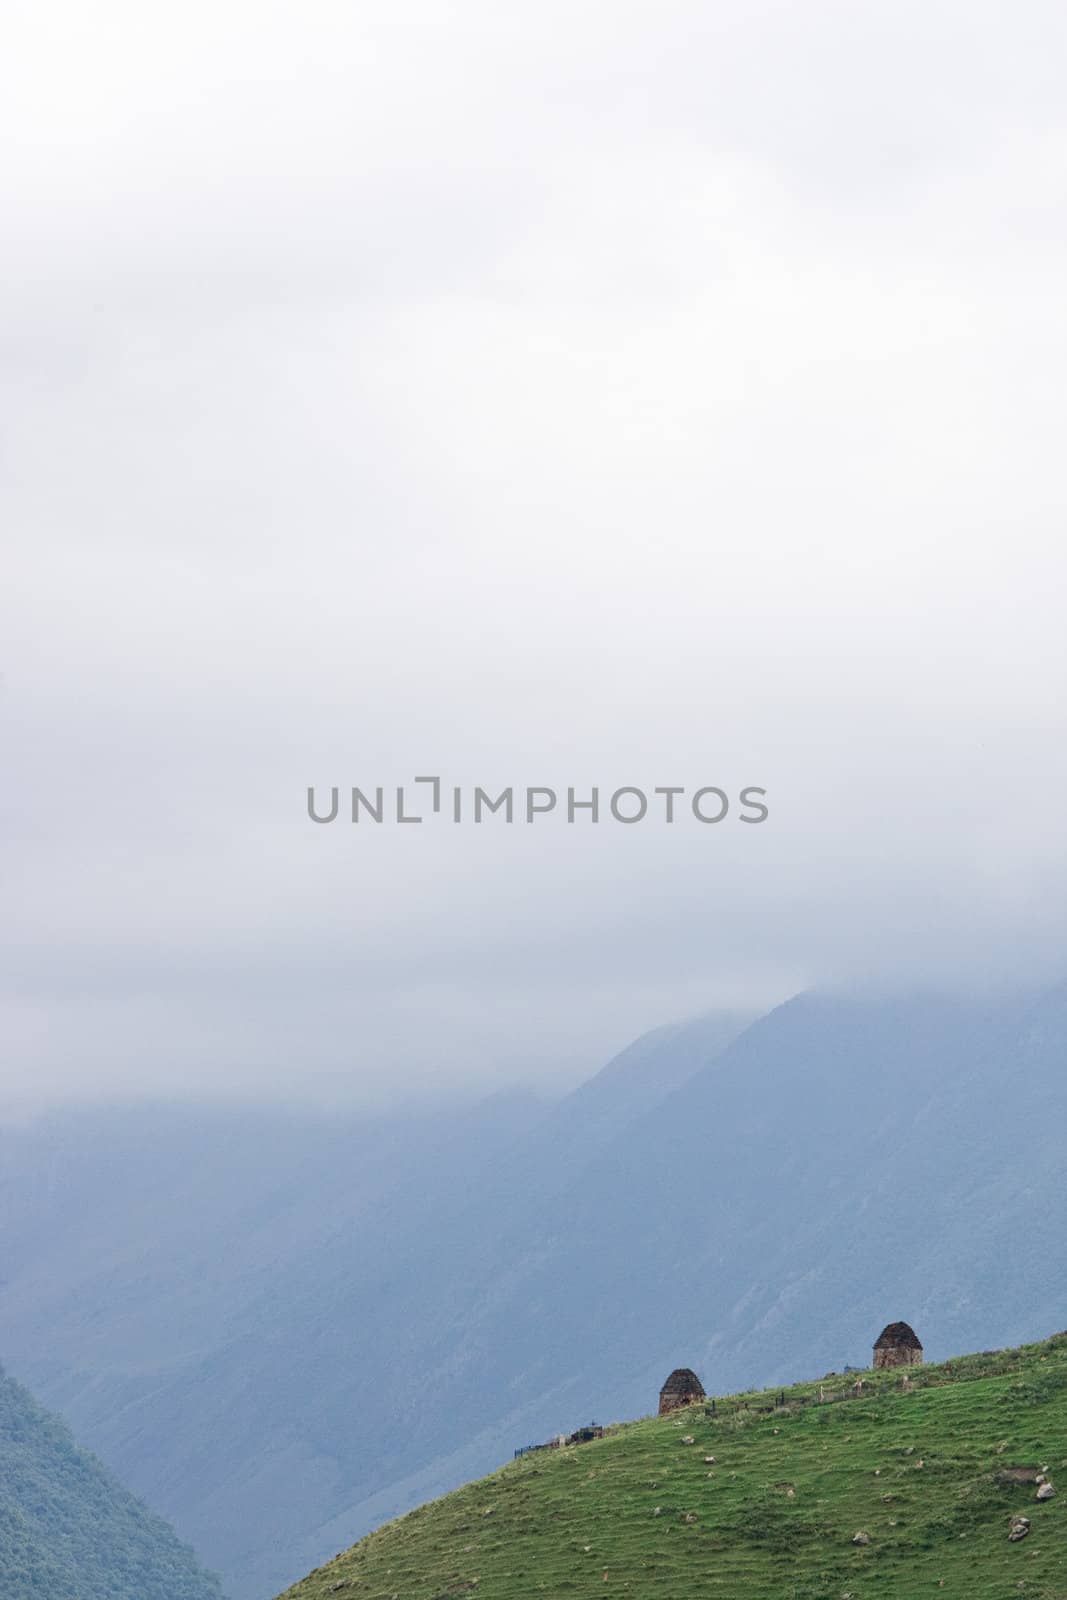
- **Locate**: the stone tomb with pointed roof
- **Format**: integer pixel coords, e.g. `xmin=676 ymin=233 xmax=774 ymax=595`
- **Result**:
xmin=658 ymin=1367 xmax=706 ymax=1414
xmin=873 ymin=1321 xmax=923 ymax=1369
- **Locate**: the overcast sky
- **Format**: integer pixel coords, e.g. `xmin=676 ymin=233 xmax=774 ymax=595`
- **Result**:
xmin=2 ymin=1 xmax=1066 ymax=1113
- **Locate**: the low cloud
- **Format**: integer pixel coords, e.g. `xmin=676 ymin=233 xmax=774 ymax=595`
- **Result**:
xmin=3 ymin=1 xmax=1066 ymax=1109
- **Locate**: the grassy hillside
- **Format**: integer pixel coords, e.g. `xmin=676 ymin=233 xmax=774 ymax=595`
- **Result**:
xmin=280 ymin=1333 xmax=1067 ymax=1600
xmin=0 ymin=1362 xmax=223 ymax=1600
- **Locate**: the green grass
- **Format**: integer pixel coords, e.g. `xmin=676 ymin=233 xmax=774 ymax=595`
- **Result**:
xmin=279 ymin=1334 xmax=1067 ymax=1600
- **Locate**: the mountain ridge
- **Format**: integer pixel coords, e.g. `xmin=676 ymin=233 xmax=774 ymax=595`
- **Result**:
xmin=1 ymin=986 xmax=1065 ymax=1598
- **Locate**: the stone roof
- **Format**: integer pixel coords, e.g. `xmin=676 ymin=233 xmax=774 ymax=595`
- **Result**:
xmin=659 ymin=1367 xmax=705 ymax=1398
xmin=874 ymin=1321 xmax=923 ymax=1351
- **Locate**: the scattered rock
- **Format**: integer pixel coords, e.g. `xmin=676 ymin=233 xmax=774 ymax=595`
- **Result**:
xmin=682 ymin=1511 xmax=698 ymax=1524
xmin=704 ymin=1455 xmax=716 ymax=1464
xmin=1036 ymin=1482 xmax=1056 ymax=1501
xmin=681 ymin=1436 xmax=695 ymax=1444
xmin=652 ymin=1507 xmax=662 ymax=1517
xmin=1008 ymin=1516 xmax=1031 ymax=1542
xmin=851 ymin=1530 xmax=871 ymax=1546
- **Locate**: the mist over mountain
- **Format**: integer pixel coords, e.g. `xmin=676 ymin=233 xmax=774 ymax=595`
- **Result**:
xmin=4 ymin=9 xmax=1066 ymax=1600
xmin=1 ymin=988 xmax=1064 ymax=1599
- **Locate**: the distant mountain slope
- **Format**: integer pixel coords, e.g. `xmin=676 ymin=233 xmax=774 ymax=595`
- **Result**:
xmin=0 ymin=1014 xmax=749 ymax=1599
xmin=278 ymin=1331 xmax=1067 ymax=1600
xmin=255 ymin=983 xmax=1066 ymax=1592
xmin=0 ymin=1361 xmax=223 ymax=1600
xmin=2 ymin=990 xmax=1066 ymax=1599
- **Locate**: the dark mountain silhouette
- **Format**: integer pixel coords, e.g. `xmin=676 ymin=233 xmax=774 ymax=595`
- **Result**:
xmin=0 ymin=1360 xmax=223 ymax=1600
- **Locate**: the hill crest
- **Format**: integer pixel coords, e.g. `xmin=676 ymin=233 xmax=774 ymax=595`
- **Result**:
xmin=280 ymin=1331 xmax=1067 ymax=1600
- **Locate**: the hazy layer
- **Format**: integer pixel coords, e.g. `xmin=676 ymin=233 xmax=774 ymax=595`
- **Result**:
xmin=3 ymin=2 xmax=1066 ymax=1108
